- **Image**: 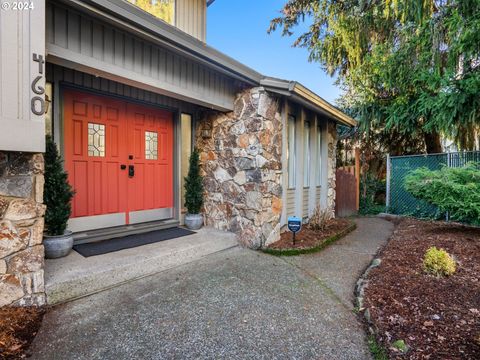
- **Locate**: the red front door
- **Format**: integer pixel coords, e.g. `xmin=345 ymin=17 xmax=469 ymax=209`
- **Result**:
xmin=63 ymin=90 xmax=174 ymax=232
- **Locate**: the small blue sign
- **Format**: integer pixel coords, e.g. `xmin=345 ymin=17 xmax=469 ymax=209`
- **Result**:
xmin=287 ymin=216 xmax=302 ymax=233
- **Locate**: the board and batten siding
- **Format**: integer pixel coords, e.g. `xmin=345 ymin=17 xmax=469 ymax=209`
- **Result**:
xmin=0 ymin=3 xmax=45 ymax=152
xmin=281 ymin=105 xmax=331 ymax=226
xmin=176 ymin=0 xmax=206 ymax=42
xmin=45 ymin=1 xmax=236 ymax=112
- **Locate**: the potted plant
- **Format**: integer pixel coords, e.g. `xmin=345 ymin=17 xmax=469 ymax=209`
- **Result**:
xmin=184 ymin=147 xmax=204 ymax=230
xmin=43 ymin=136 xmax=75 ymax=258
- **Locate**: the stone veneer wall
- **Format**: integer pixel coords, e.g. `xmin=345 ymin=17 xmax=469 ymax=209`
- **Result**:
xmin=196 ymin=88 xmax=283 ymax=249
xmin=0 ymin=152 xmax=45 ymax=307
xmin=327 ymin=121 xmax=337 ymax=216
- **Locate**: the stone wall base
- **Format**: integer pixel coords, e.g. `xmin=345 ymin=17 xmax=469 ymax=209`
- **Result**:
xmin=0 ymin=152 xmax=45 ymax=307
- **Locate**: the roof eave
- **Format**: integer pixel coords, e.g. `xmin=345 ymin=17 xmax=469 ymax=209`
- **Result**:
xmin=260 ymin=78 xmax=357 ymax=127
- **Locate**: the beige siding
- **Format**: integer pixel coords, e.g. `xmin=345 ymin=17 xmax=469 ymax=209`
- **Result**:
xmin=286 ymin=189 xmax=296 ymax=218
xmin=303 ymin=188 xmax=310 ymax=217
xmin=46 ymin=2 xmax=235 ymax=111
xmin=176 ymin=0 xmax=206 ymax=42
xmin=0 ymin=3 xmax=45 ymax=151
xmin=281 ymin=106 xmax=331 ymax=223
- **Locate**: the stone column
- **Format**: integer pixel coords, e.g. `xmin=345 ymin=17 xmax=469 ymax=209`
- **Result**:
xmin=0 ymin=152 xmax=46 ymax=307
xmin=327 ymin=121 xmax=337 ymax=216
xmin=196 ymin=87 xmax=283 ymax=249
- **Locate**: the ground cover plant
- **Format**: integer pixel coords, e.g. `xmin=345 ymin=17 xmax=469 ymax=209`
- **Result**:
xmin=363 ymin=218 xmax=480 ymax=359
xmin=405 ymin=163 xmax=480 ymax=226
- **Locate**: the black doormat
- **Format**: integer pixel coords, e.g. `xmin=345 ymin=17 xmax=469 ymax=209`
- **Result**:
xmin=73 ymin=227 xmax=196 ymax=257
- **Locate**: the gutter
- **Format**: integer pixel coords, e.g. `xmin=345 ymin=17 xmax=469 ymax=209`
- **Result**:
xmin=260 ymin=78 xmax=357 ymax=127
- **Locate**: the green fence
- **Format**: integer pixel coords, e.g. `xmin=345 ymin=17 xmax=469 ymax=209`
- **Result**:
xmin=386 ymin=151 xmax=480 ymax=219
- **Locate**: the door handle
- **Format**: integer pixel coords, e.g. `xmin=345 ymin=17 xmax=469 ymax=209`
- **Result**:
xmin=120 ymin=165 xmax=127 ymax=170
xmin=128 ymin=165 xmax=135 ymax=178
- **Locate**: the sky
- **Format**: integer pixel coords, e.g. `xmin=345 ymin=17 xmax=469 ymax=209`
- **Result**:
xmin=206 ymin=0 xmax=341 ymax=104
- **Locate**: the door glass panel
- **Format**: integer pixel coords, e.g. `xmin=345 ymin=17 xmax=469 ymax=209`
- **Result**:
xmin=88 ymin=123 xmax=105 ymax=157
xmin=145 ymin=131 xmax=158 ymax=160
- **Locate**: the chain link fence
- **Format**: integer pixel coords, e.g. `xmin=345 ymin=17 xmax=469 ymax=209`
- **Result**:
xmin=386 ymin=151 xmax=480 ymax=219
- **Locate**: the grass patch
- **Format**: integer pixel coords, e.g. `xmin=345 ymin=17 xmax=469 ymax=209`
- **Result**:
xmin=262 ymin=222 xmax=356 ymax=256
xmin=368 ymin=335 xmax=388 ymax=360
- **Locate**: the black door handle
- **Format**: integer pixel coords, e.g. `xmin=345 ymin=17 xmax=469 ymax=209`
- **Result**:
xmin=128 ymin=165 xmax=135 ymax=177
xmin=120 ymin=165 xmax=126 ymax=170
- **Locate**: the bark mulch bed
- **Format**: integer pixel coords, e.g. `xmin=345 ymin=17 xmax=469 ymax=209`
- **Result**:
xmin=263 ymin=218 xmax=355 ymax=256
xmin=0 ymin=306 xmax=45 ymax=359
xmin=363 ymin=218 xmax=480 ymax=359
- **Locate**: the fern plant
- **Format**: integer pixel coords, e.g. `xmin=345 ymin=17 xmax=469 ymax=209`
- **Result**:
xmin=44 ymin=136 xmax=75 ymax=236
xmin=184 ymin=148 xmax=204 ymax=214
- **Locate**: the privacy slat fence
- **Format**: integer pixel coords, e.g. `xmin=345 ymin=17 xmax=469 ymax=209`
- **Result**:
xmin=335 ymin=148 xmax=360 ymax=217
xmin=386 ymin=151 xmax=480 ymax=219
xmin=335 ymin=169 xmax=358 ymax=217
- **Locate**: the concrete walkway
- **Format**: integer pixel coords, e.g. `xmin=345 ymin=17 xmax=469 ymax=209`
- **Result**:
xmin=31 ymin=218 xmax=393 ymax=360
xmin=45 ymin=227 xmax=238 ymax=304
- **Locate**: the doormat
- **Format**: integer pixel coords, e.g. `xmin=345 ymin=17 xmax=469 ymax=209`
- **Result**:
xmin=73 ymin=227 xmax=196 ymax=257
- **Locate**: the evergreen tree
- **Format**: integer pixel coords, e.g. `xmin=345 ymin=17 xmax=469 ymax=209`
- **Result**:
xmin=269 ymin=0 xmax=480 ymax=153
xmin=184 ymin=148 xmax=204 ymax=214
xmin=44 ymin=136 xmax=75 ymax=235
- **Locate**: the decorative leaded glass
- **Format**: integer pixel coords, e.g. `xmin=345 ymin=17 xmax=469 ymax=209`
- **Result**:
xmin=88 ymin=123 xmax=105 ymax=157
xmin=145 ymin=131 xmax=158 ymax=160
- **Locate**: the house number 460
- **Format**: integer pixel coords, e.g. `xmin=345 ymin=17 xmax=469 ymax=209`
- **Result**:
xmin=31 ymin=53 xmax=45 ymax=116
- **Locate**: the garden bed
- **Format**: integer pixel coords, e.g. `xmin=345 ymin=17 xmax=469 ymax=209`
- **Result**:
xmin=0 ymin=306 xmax=44 ymax=359
xmin=363 ymin=218 xmax=480 ymax=359
xmin=263 ymin=218 xmax=356 ymax=256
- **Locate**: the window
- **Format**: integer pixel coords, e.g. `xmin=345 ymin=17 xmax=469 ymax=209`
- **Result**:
xmin=127 ymin=0 xmax=175 ymax=25
xmin=181 ymin=113 xmax=192 ymax=210
xmin=303 ymin=121 xmax=311 ymax=187
xmin=316 ymin=125 xmax=322 ymax=186
xmin=287 ymin=115 xmax=296 ymax=188
xmin=88 ymin=123 xmax=105 ymax=157
xmin=145 ymin=131 xmax=158 ymax=160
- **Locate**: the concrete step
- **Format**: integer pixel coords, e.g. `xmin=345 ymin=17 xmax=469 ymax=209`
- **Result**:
xmin=45 ymin=227 xmax=238 ymax=305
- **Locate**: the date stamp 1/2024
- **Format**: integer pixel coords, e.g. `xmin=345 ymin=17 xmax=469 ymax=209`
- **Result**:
xmin=1 ymin=1 xmax=34 ymax=11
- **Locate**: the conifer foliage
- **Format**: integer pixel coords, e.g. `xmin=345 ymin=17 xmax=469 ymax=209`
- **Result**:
xmin=44 ymin=136 xmax=75 ymax=236
xmin=184 ymin=148 xmax=204 ymax=214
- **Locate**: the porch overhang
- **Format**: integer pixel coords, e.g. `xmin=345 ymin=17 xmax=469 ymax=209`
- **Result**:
xmin=260 ymin=77 xmax=357 ymax=127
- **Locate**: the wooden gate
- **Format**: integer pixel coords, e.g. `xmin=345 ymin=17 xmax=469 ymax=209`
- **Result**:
xmin=335 ymin=148 xmax=360 ymax=217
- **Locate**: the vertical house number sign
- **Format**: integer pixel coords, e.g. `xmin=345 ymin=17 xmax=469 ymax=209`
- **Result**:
xmin=31 ymin=53 xmax=45 ymax=115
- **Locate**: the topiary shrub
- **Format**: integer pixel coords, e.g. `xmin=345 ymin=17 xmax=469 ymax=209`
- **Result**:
xmin=184 ymin=147 xmax=204 ymax=214
xmin=44 ymin=136 xmax=75 ymax=236
xmin=404 ymin=163 xmax=480 ymax=225
xmin=423 ymin=246 xmax=456 ymax=276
